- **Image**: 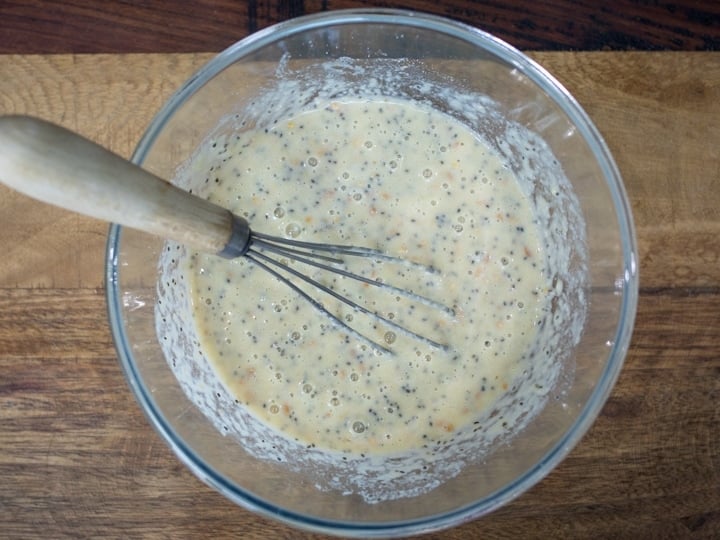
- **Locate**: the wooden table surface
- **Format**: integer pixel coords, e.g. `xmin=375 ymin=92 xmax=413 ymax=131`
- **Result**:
xmin=1 ymin=2 xmax=719 ymax=539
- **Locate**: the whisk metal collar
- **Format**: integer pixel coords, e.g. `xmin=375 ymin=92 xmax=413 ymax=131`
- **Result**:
xmin=217 ymin=213 xmax=252 ymax=259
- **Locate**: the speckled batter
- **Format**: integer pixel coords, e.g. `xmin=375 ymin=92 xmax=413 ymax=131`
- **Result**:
xmin=184 ymin=98 xmax=552 ymax=455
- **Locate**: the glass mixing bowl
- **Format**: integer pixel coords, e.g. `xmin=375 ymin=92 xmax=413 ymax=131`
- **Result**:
xmin=106 ymin=9 xmax=638 ymax=537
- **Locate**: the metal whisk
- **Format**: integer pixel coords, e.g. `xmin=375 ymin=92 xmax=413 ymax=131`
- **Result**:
xmin=0 ymin=116 xmax=450 ymax=353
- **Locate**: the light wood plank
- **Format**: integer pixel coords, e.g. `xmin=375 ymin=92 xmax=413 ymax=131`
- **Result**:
xmin=0 ymin=54 xmax=211 ymax=289
xmin=1 ymin=53 xmax=719 ymax=290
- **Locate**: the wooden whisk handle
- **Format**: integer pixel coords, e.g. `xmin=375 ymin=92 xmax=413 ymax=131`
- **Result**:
xmin=0 ymin=115 xmax=239 ymax=256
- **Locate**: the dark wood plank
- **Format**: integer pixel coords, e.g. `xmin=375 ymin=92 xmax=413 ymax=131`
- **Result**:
xmin=0 ymin=289 xmax=718 ymax=538
xmin=1 ymin=0 xmax=719 ymax=54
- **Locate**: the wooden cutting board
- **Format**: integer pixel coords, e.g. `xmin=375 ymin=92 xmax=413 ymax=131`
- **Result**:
xmin=1 ymin=52 xmax=719 ymax=539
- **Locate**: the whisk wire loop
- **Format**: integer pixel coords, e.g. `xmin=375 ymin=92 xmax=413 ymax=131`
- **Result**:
xmin=243 ymin=250 xmax=393 ymax=354
xmin=244 ymin=230 xmax=451 ymax=353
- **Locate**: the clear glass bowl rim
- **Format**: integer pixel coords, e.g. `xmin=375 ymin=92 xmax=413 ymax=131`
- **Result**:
xmin=105 ymin=8 xmax=639 ymax=537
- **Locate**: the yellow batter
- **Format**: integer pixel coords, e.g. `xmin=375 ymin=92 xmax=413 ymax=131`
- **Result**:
xmin=186 ymin=98 xmax=550 ymax=455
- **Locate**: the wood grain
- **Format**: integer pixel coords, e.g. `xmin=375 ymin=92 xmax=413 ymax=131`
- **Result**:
xmin=0 ymin=117 xmax=238 ymax=256
xmin=532 ymin=51 xmax=720 ymax=290
xmin=1 ymin=0 xmax=719 ymax=54
xmin=1 ymin=52 xmax=719 ymax=538
xmin=0 ymin=53 xmax=211 ymax=289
